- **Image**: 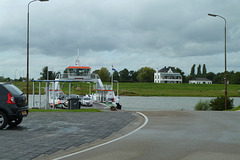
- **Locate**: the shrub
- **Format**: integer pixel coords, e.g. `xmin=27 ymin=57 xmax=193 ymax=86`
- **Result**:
xmin=194 ymin=100 xmax=210 ymax=111
xmin=209 ymin=96 xmax=234 ymax=111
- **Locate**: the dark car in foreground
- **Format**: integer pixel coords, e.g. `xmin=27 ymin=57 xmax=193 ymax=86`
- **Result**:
xmin=0 ymin=83 xmax=28 ymax=129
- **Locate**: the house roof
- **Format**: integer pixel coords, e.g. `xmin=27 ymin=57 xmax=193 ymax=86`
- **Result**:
xmin=158 ymin=66 xmax=178 ymax=73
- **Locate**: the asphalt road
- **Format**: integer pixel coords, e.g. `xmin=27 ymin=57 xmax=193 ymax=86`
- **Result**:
xmin=60 ymin=111 xmax=240 ymax=160
xmin=0 ymin=111 xmax=136 ymax=160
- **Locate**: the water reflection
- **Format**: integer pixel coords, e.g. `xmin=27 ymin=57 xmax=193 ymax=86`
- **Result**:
xmin=120 ymin=96 xmax=240 ymax=111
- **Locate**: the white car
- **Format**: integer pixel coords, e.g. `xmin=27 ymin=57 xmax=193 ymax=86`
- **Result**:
xmin=81 ymin=97 xmax=93 ymax=106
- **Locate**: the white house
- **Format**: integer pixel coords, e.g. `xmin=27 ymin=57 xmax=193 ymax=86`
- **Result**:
xmin=154 ymin=66 xmax=182 ymax=83
xmin=189 ymin=78 xmax=212 ymax=84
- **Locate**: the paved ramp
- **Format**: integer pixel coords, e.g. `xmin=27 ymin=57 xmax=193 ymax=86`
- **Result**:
xmin=60 ymin=111 xmax=240 ymax=160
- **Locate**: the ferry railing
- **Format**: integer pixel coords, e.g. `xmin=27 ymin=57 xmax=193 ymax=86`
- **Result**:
xmin=93 ymin=84 xmax=113 ymax=90
xmin=58 ymin=73 xmax=100 ymax=80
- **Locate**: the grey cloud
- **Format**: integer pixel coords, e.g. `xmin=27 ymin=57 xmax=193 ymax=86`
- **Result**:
xmin=1 ymin=0 xmax=240 ymax=78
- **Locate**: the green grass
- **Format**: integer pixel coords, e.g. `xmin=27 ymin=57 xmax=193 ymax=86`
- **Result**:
xmin=227 ymin=105 xmax=240 ymax=111
xmin=11 ymin=81 xmax=240 ymax=97
xmin=29 ymin=108 xmax=102 ymax=112
xmin=117 ymin=83 xmax=240 ymax=97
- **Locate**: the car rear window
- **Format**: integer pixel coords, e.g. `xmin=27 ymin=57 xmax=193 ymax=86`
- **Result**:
xmin=3 ymin=84 xmax=23 ymax=96
xmin=84 ymin=98 xmax=90 ymax=100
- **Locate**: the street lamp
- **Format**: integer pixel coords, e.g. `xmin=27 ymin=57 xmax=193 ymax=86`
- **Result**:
xmin=26 ymin=0 xmax=49 ymax=103
xmin=208 ymin=13 xmax=227 ymax=110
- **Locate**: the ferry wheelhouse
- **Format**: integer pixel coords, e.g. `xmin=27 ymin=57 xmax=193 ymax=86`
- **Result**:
xmin=63 ymin=66 xmax=92 ymax=80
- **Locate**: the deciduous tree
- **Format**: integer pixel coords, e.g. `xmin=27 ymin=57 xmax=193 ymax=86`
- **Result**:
xmin=39 ymin=66 xmax=57 ymax=80
xmin=119 ymin=68 xmax=130 ymax=82
xmin=129 ymin=70 xmax=138 ymax=82
xmin=113 ymin=71 xmax=120 ymax=81
xmin=98 ymin=67 xmax=110 ymax=82
xmin=137 ymin=67 xmax=155 ymax=82
xmin=230 ymin=72 xmax=240 ymax=84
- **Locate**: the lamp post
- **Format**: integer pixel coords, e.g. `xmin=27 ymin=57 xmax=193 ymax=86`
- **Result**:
xmin=208 ymin=13 xmax=227 ymax=110
xmin=26 ymin=0 xmax=49 ymax=103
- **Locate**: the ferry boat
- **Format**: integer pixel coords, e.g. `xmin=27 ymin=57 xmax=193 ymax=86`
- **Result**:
xmin=48 ymin=65 xmax=120 ymax=109
xmin=32 ymin=44 xmax=121 ymax=110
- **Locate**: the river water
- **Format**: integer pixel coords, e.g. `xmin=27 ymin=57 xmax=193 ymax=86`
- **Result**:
xmin=29 ymin=95 xmax=240 ymax=111
xmin=120 ymin=96 xmax=240 ymax=111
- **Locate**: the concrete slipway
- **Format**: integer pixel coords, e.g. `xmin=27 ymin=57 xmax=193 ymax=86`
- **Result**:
xmin=54 ymin=111 xmax=240 ymax=160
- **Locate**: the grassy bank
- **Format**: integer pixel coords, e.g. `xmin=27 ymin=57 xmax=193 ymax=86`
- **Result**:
xmin=228 ymin=106 xmax=240 ymax=111
xmin=118 ymin=83 xmax=240 ymax=97
xmin=11 ymin=82 xmax=240 ymax=97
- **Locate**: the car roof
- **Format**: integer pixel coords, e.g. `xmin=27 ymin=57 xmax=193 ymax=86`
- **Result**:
xmin=0 ymin=83 xmax=11 ymax=85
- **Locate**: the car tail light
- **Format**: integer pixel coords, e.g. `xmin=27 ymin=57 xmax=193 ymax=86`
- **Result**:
xmin=7 ymin=93 xmax=16 ymax=104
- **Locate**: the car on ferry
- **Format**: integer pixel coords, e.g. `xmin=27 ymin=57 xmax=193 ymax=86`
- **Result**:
xmin=81 ymin=96 xmax=93 ymax=107
xmin=0 ymin=83 xmax=28 ymax=129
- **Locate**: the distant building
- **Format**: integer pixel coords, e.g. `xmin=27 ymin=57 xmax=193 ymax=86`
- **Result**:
xmin=189 ymin=78 xmax=212 ymax=84
xmin=154 ymin=66 xmax=182 ymax=83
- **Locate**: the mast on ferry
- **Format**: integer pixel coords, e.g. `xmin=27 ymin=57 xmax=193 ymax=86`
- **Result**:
xmin=75 ymin=43 xmax=80 ymax=66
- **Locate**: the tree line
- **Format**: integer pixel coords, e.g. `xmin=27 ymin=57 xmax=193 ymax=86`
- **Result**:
xmin=92 ymin=67 xmax=155 ymax=82
xmin=37 ymin=66 xmax=156 ymax=83
xmin=89 ymin=64 xmax=240 ymax=84
xmin=93 ymin=64 xmax=240 ymax=84
xmin=4 ymin=65 xmax=240 ymax=84
xmin=186 ymin=64 xmax=240 ymax=84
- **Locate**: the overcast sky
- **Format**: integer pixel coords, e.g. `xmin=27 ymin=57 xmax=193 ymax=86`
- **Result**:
xmin=1 ymin=0 xmax=240 ymax=79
